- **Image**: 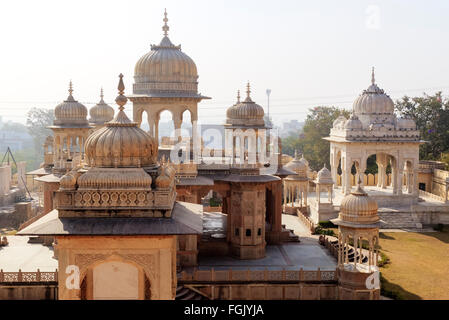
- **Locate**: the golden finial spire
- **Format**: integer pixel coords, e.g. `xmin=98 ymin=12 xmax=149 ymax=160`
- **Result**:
xmin=371 ymin=66 xmax=375 ymax=85
xmin=294 ymin=149 xmax=298 ymax=159
xmin=100 ymin=87 xmax=104 ymax=103
xmin=162 ymin=8 xmax=169 ymax=37
xmin=115 ymin=73 xmax=127 ymax=111
xmin=246 ymin=81 xmax=251 ymax=99
xmin=237 ymin=90 xmax=241 ymax=103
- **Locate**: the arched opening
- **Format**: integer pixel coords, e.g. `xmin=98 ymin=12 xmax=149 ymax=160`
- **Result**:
xmin=158 ymin=110 xmax=174 ymax=146
xmin=90 ymin=260 xmax=145 ymax=300
xmin=140 ymin=110 xmax=151 ymax=134
xmin=181 ymin=109 xmax=192 ymax=139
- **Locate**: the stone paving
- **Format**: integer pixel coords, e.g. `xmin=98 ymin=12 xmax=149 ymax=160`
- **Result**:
xmin=197 ymin=214 xmax=337 ymax=271
xmin=0 ymin=236 xmax=58 ymax=272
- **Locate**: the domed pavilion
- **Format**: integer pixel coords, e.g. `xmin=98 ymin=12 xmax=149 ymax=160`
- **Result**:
xmin=129 ymin=9 xmax=210 ymax=153
xmin=47 ymin=81 xmax=92 ymax=173
xmin=19 ymin=74 xmax=203 ymax=300
xmin=224 ymin=83 xmax=271 ymax=168
xmin=283 ymin=150 xmax=310 ymax=212
xmin=331 ymin=181 xmax=383 ymax=298
xmin=325 ymin=68 xmax=423 ymax=204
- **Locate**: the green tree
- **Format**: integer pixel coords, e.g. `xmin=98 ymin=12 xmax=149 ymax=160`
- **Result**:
xmin=395 ymin=92 xmax=449 ymax=161
xmin=281 ymin=106 xmax=350 ymax=171
xmin=26 ymin=108 xmax=54 ymax=168
xmin=281 ymin=133 xmax=302 ymax=156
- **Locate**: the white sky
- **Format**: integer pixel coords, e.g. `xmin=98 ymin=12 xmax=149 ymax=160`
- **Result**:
xmin=1 ymin=0 xmax=449 ymax=126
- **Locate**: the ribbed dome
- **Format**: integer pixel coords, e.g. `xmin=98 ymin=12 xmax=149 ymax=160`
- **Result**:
xmin=344 ymin=114 xmax=363 ymax=130
xmin=284 ymin=150 xmax=308 ymax=179
xmin=133 ymin=11 xmax=198 ymax=95
xmin=77 ymin=167 xmax=152 ymax=190
xmin=226 ymin=84 xmax=265 ymax=126
xmin=353 ymin=69 xmax=394 ymax=116
xmin=84 ymin=74 xmax=157 ymax=168
xmin=60 ymin=171 xmax=77 ymax=190
xmin=54 ymin=82 xmax=88 ymax=126
xmin=339 ymin=185 xmax=379 ymax=224
xmin=89 ymin=89 xmax=114 ymax=125
xmin=155 ymin=159 xmax=175 ymax=189
xmin=316 ymin=165 xmax=333 ymax=184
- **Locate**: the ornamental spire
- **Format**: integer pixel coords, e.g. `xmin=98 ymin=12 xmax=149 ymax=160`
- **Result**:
xmin=100 ymin=87 xmax=104 ymax=103
xmin=371 ymin=66 xmax=375 ymax=85
xmin=294 ymin=150 xmax=299 ymax=159
xmin=66 ymin=80 xmax=75 ymax=101
xmin=68 ymin=80 xmax=73 ymax=96
xmin=115 ymin=73 xmax=127 ymax=111
xmin=244 ymin=81 xmax=254 ymax=102
xmin=237 ymin=90 xmax=241 ymax=103
xmin=162 ymin=8 xmax=169 ymax=37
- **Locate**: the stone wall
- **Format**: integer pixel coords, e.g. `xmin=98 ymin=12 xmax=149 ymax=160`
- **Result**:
xmin=432 ymin=169 xmax=449 ymax=200
xmin=0 ymin=285 xmax=57 ymax=300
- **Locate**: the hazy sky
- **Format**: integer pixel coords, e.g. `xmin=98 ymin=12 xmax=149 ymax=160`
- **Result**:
xmin=1 ymin=0 xmax=449 ymax=126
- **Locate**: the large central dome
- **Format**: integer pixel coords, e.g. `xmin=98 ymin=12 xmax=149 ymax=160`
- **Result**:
xmin=133 ymin=10 xmax=198 ymax=96
xmin=353 ymin=68 xmax=394 ymax=116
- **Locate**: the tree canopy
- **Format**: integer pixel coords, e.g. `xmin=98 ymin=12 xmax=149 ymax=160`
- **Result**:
xmin=26 ymin=108 xmax=54 ymax=167
xmin=395 ymin=92 xmax=449 ymax=161
xmin=281 ymin=106 xmax=350 ymax=171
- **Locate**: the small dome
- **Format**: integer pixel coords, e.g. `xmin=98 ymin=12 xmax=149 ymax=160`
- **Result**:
xmin=353 ymin=69 xmax=394 ymax=116
xmin=344 ymin=114 xmax=363 ymax=130
xmin=284 ymin=150 xmax=308 ymax=179
xmin=60 ymin=171 xmax=77 ymax=190
xmin=226 ymin=83 xmax=265 ymax=126
xmin=133 ymin=11 xmax=198 ymax=95
xmin=89 ymin=89 xmax=114 ymax=125
xmin=339 ymin=185 xmax=379 ymax=224
xmin=54 ymin=82 xmax=89 ymax=126
xmin=155 ymin=174 xmax=171 ymax=189
xmin=84 ymin=74 xmax=157 ymax=168
xmin=316 ymin=165 xmax=333 ymax=184
xmin=332 ymin=116 xmax=347 ymax=129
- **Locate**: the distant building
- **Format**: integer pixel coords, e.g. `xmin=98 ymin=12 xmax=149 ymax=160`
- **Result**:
xmin=279 ymin=119 xmax=303 ymax=138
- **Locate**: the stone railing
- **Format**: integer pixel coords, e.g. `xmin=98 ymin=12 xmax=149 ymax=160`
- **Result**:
xmin=323 ymin=236 xmax=339 ymax=259
xmin=419 ymin=190 xmax=446 ymax=203
xmin=179 ymin=267 xmax=337 ymax=283
xmin=0 ymin=269 xmax=58 ymax=284
xmin=296 ymin=208 xmax=316 ymax=233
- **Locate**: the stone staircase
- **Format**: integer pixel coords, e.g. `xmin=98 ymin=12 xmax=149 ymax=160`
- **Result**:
xmin=281 ymin=224 xmax=300 ymax=242
xmin=175 ymin=285 xmax=207 ymax=300
xmin=378 ymin=211 xmax=422 ymax=229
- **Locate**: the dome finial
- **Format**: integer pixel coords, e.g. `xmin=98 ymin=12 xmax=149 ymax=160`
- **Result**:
xmin=115 ymin=73 xmax=127 ymax=111
xmin=100 ymin=87 xmax=104 ymax=102
xmin=246 ymin=81 xmax=251 ymax=99
xmin=66 ymin=80 xmax=75 ymax=102
xmin=237 ymin=90 xmax=241 ymax=103
xmin=162 ymin=8 xmax=169 ymax=37
xmin=294 ymin=149 xmax=298 ymax=159
xmin=371 ymin=66 xmax=375 ymax=85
